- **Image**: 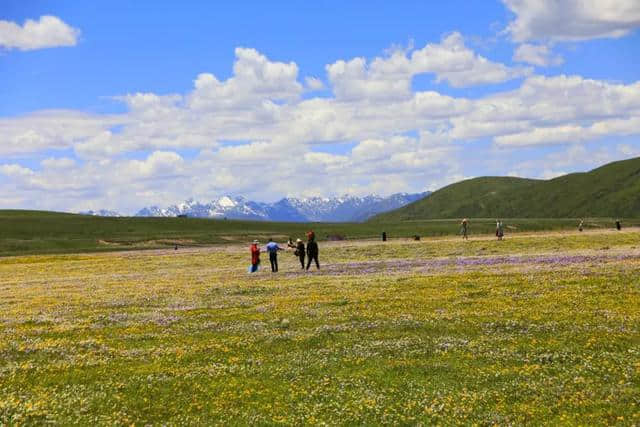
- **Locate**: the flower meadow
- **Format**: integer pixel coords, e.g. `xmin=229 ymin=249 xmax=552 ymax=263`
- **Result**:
xmin=0 ymin=230 xmax=639 ymax=425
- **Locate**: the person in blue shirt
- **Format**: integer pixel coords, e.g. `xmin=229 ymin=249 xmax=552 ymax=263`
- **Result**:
xmin=265 ymin=238 xmax=283 ymax=272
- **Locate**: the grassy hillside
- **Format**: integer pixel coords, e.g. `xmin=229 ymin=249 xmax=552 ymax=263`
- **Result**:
xmin=1 ymin=210 xmax=635 ymax=256
xmin=373 ymin=157 xmax=640 ymax=221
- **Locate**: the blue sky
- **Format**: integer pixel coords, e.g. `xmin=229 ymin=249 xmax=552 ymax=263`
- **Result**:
xmin=1 ymin=0 xmax=640 ymax=213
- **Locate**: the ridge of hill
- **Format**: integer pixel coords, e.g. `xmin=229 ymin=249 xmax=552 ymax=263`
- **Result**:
xmin=372 ymin=157 xmax=640 ymax=221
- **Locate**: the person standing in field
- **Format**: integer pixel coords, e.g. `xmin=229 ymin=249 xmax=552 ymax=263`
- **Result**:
xmin=295 ymin=238 xmax=305 ymax=269
xmin=306 ymin=234 xmax=320 ymax=270
xmin=287 ymin=237 xmax=296 ymax=249
xmin=249 ymin=240 xmax=260 ymax=273
xmin=616 ymin=219 xmax=621 ymax=231
xmin=266 ymin=238 xmax=283 ymax=272
xmin=497 ymin=220 xmax=504 ymax=240
xmin=461 ymin=218 xmax=469 ymax=240
xmin=578 ymin=219 xmax=584 ymax=232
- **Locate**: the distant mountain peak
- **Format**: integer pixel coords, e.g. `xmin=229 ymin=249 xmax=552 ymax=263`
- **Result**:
xmin=80 ymin=209 xmax=121 ymax=217
xmin=133 ymin=192 xmax=431 ymax=222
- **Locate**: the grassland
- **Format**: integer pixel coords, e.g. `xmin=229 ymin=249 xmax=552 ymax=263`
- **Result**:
xmin=2 ymin=209 xmax=639 ymax=257
xmin=1 ymin=228 xmax=639 ymax=424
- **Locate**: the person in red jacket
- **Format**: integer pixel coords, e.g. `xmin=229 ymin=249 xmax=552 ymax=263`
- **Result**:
xmin=249 ymin=240 xmax=261 ymax=273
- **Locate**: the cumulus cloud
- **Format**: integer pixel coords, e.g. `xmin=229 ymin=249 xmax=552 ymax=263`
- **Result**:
xmin=513 ymin=43 xmax=563 ymax=67
xmin=0 ymin=15 xmax=79 ymax=50
xmin=0 ymin=164 xmax=35 ymax=178
xmin=508 ymin=143 xmax=640 ymax=180
xmin=0 ymin=111 xmax=121 ymax=156
xmin=126 ymin=151 xmax=185 ymax=179
xmin=453 ymin=75 xmax=640 ymax=143
xmin=495 ymin=116 xmax=640 ymax=146
xmin=1 ymin=41 xmax=640 ymax=213
xmin=305 ymin=77 xmax=324 ymax=90
xmin=41 ymin=157 xmax=76 ymax=169
xmin=409 ymin=32 xmax=532 ymax=87
xmin=503 ymin=0 xmax=640 ymax=42
xmin=188 ymin=48 xmax=302 ymax=110
xmin=326 ymin=32 xmax=531 ymax=100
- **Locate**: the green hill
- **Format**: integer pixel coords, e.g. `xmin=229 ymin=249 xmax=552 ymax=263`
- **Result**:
xmin=373 ymin=157 xmax=640 ymax=221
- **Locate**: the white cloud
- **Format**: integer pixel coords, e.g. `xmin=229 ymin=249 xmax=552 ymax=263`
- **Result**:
xmin=456 ymin=75 xmax=640 ymax=143
xmin=494 ymin=124 xmax=585 ymax=146
xmin=494 ymin=116 xmax=640 ymax=146
xmin=0 ymin=15 xmax=79 ymax=50
xmin=305 ymin=77 xmax=324 ymax=90
xmin=508 ymin=143 xmax=640 ymax=180
xmin=1 ymin=42 xmax=640 ymax=213
xmin=41 ymin=157 xmax=76 ymax=169
xmin=0 ymin=111 xmax=121 ymax=156
xmin=188 ymin=47 xmax=302 ymax=110
xmin=513 ymin=43 xmax=563 ymax=67
xmin=326 ymin=55 xmax=413 ymax=101
xmin=0 ymin=164 xmax=35 ymax=178
xmin=409 ymin=32 xmax=532 ymax=87
xmin=326 ymin=32 xmax=531 ymax=100
xmin=125 ymin=151 xmax=185 ymax=178
xmin=503 ymin=0 xmax=640 ymax=42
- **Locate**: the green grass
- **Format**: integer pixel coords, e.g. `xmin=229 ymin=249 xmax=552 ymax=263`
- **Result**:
xmin=0 ymin=230 xmax=638 ymax=424
xmin=374 ymin=156 xmax=640 ymax=220
xmin=2 ymin=209 xmax=638 ymax=257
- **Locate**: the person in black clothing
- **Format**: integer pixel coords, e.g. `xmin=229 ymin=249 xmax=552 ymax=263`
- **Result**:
xmin=306 ymin=236 xmax=320 ymax=270
xmin=616 ymin=219 xmax=621 ymax=231
xmin=294 ymin=238 xmax=305 ymax=269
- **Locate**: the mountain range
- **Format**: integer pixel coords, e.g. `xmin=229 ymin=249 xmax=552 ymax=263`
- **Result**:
xmin=84 ymin=192 xmax=430 ymax=222
xmin=373 ymin=157 xmax=640 ymax=221
xmin=80 ymin=209 xmax=121 ymax=217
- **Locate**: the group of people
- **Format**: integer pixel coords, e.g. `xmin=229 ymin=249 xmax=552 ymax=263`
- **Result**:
xmin=461 ymin=218 xmax=504 ymax=241
xmin=249 ymin=231 xmax=320 ymax=273
xmin=579 ymin=218 xmax=622 ymax=232
xmin=461 ymin=218 xmax=624 ymax=239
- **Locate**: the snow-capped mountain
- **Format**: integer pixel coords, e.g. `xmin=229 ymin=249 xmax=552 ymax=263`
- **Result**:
xmin=80 ymin=209 xmax=122 ymax=217
xmin=134 ymin=192 xmax=430 ymax=222
xmin=135 ymin=197 xmax=270 ymax=220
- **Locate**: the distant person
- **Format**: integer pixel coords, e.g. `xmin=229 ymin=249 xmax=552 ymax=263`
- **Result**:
xmin=578 ymin=219 xmax=584 ymax=232
xmin=616 ymin=219 xmax=621 ymax=231
xmin=382 ymin=231 xmax=387 ymax=242
xmin=295 ymin=238 xmax=305 ymax=269
xmin=460 ymin=218 xmax=469 ymax=240
xmin=306 ymin=234 xmax=320 ymax=270
xmin=496 ymin=220 xmax=504 ymax=241
xmin=265 ymin=238 xmax=283 ymax=272
xmin=249 ymin=240 xmax=260 ymax=273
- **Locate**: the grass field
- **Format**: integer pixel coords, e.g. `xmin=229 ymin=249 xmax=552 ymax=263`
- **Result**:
xmin=1 ymin=227 xmax=639 ymax=424
xmin=2 ymin=209 xmax=639 ymax=257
